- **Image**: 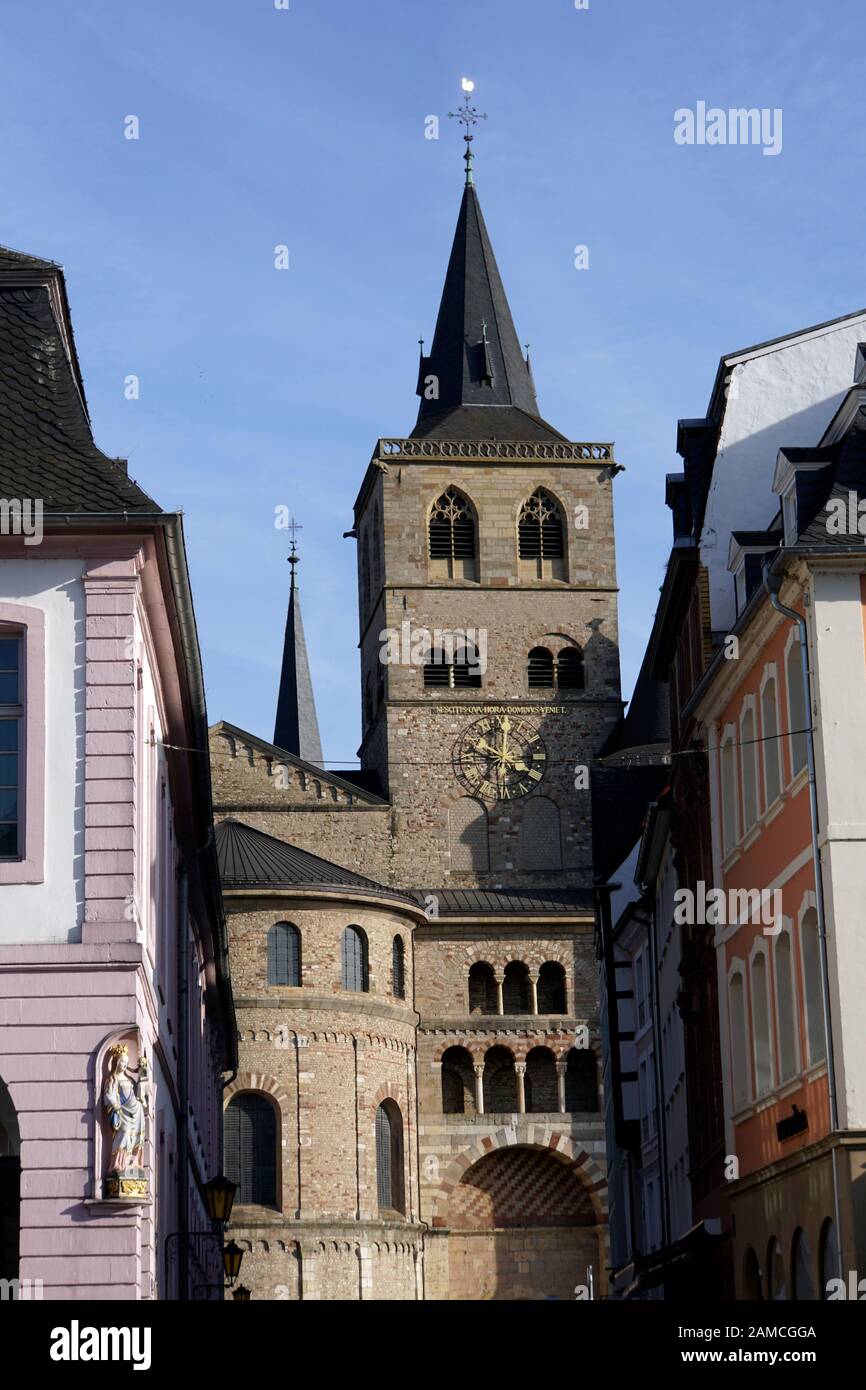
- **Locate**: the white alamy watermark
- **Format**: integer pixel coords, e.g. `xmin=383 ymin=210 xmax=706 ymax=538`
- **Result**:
xmin=378 ymin=621 xmax=487 ymax=675
xmin=0 ymin=1277 xmax=43 ymax=1300
xmin=674 ymin=883 xmax=783 ymax=934
xmin=825 ymin=491 xmax=866 ymax=536
xmin=49 ymin=1321 xmax=151 ymax=1371
xmin=674 ymin=102 xmax=783 ymax=157
xmin=0 ymin=497 xmax=43 ymax=545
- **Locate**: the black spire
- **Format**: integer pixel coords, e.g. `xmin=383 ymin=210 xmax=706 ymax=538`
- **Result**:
xmin=274 ymin=539 xmax=323 ymax=766
xmin=412 ymin=183 xmax=565 ymax=441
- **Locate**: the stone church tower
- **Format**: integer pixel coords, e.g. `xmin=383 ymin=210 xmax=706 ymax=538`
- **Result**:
xmin=210 ymin=129 xmax=621 ymax=1300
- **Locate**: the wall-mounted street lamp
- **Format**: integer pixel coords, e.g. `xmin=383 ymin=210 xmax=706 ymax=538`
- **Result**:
xmin=164 ymin=1173 xmax=243 ymax=1300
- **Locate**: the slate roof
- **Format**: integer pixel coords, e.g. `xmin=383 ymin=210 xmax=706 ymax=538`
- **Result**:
xmin=0 ymin=252 xmax=158 ymax=512
xmin=412 ymin=887 xmax=594 ymax=916
xmin=600 ymin=639 xmax=671 ymax=763
xmin=793 ymin=408 xmax=866 ymax=547
xmin=412 ymin=184 xmax=564 ymax=442
xmin=273 ymin=568 xmax=323 ymax=765
xmin=592 ymin=765 xmax=672 ymax=884
xmin=215 ymin=818 xmax=415 ymax=904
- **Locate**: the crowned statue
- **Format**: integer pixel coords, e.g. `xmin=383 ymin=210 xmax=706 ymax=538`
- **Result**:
xmin=102 ymin=1042 xmax=150 ymax=1199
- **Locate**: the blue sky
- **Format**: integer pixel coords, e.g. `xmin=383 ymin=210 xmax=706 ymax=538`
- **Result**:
xmin=3 ymin=0 xmax=863 ymax=766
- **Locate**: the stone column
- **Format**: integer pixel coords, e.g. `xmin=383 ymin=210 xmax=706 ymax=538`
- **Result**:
xmin=473 ymin=1064 xmax=485 ymax=1115
xmin=529 ymin=972 xmax=539 ymax=1016
xmin=515 ymin=1063 xmax=527 ymax=1115
xmin=494 ymin=974 xmax=504 ymax=1016
xmin=556 ymin=1060 xmax=568 ymax=1115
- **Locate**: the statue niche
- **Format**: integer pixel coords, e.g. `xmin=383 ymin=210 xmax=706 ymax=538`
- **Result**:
xmin=101 ymin=1040 xmax=151 ymax=1199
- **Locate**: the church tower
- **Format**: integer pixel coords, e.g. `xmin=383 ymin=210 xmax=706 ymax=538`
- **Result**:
xmin=353 ymin=107 xmax=622 ymax=893
xmin=350 ymin=90 xmax=619 ymax=1297
xmin=212 ymin=88 xmax=617 ymax=1300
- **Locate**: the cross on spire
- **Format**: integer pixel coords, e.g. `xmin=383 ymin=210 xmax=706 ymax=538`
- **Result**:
xmin=286 ymin=517 xmax=302 ymax=589
xmin=448 ymin=78 xmax=487 ymax=186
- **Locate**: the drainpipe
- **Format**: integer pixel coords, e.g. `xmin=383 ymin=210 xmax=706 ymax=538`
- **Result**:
xmin=763 ymin=567 xmax=842 ymax=1269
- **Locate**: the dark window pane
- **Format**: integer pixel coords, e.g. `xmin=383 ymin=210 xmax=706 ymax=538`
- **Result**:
xmin=0 ymin=722 xmax=18 ymax=752
xmin=0 ymin=674 xmax=18 ymax=703
xmin=0 ymin=791 xmax=18 ymax=822
xmin=224 ymin=1094 xmax=277 ymax=1206
xmin=342 ymin=926 xmax=368 ymax=991
xmin=267 ymin=922 xmax=300 ymax=986
xmin=0 ymin=823 xmax=17 ymax=857
xmin=0 ymin=755 xmax=16 ymax=786
xmin=392 ymin=936 xmax=405 ymax=998
xmin=0 ymin=638 xmax=18 ymax=670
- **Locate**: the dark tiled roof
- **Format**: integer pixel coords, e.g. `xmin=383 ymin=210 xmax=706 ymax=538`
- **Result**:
xmin=412 ymin=184 xmax=563 ymax=441
xmin=793 ymin=407 xmax=866 ymax=548
xmin=215 ymin=818 xmax=414 ymax=904
xmin=0 ymin=260 xmax=158 ymax=513
xmin=0 ymin=245 xmax=60 ymax=271
xmin=600 ymin=639 xmax=670 ymax=762
xmin=273 ymin=575 xmax=323 ymax=765
xmin=413 ymin=886 xmax=594 ymax=916
xmin=411 ymin=403 xmax=566 ymax=442
xmin=592 ymin=765 xmax=671 ymax=883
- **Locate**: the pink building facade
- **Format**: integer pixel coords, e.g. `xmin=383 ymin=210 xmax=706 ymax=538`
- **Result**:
xmin=0 ymin=246 xmax=236 ymax=1299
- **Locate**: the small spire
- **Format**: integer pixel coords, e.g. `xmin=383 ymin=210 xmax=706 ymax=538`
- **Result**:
xmin=274 ymin=518 xmax=323 ymax=765
xmin=448 ymin=78 xmax=487 ymax=186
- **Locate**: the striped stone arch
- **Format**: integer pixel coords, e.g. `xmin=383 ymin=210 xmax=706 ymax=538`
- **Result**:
xmin=431 ymin=1038 xmax=490 ymax=1065
xmin=430 ymin=1130 xmax=608 ymax=1227
xmin=370 ymin=1079 xmax=405 ymax=1113
xmin=224 ymin=1071 xmax=292 ymax=1117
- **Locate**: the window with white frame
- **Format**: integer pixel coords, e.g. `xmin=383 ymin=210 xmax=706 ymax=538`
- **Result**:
xmin=800 ymin=907 xmax=826 ymax=1066
xmin=729 ymin=970 xmax=749 ymax=1109
xmin=741 ymin=704 xmax=759 ymax=829
xmin=751 ymin=950 xmax=774 ymax=1096
xmin=761 ymin=673 xmax=782 ymax=807
xmin=0 ymin=632 xmax=22 ymax=859
xmin=775 ymin=931 xmax=799 ymax=1083
xmin=720 ymin=732 xmax=739 ymax=852
xmin=785 ymin=633 xmax=808 ymax=779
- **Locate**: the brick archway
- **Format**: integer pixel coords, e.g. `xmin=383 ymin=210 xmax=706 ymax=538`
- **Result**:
xmin=435 ymin=1138 xmax=607 ymax=1301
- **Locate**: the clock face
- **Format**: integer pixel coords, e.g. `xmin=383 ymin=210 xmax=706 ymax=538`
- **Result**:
xmin=454 ymin=713 xmax=547 ymax=801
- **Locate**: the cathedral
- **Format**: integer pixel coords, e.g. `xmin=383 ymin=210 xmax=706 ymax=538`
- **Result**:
xmin=210 ymin=129 xmax=623 ymax=1299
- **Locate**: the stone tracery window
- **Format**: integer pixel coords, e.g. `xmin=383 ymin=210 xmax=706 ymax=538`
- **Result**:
xmin=518 ymin=489 xmax=566 ymax=580
xmin=428 ymin=488 xmax=478 ymax=580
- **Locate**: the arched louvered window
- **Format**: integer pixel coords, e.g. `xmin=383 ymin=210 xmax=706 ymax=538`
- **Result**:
xmin=423 ymin=647 xmax=451 ymax=687
xmin=224 ymin=1093 xmax=277 ymax=1207
xmin=429 ymin=489 xmax=478 ymax=580
xmin=557 ymin=647 xmax=584 ymax=690
xmin=528 ymin=647 xmax=554 ymax=688
xmin=392 ymin=935 xmax=405 ymax=999
xmin=375 ymin=1100 xmax=405 ymax=1213
xmin=518 ymin=489 xmax=566 ymax=579
xmin=341 ymin=925 xmax=368 ymax=992
xmin=423 ymin=646 xmax=482 ymax=689
xmin=267 ymin=922 xmax=301 ymax=986
xmin=452 ymin=645 xmax=482 ymax=689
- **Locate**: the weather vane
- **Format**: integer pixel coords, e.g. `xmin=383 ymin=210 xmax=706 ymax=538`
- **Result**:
xmin=448 ymin=77 xmax=487 ymax=186
xmin=287 ymin=517 xmax=302 ymax=587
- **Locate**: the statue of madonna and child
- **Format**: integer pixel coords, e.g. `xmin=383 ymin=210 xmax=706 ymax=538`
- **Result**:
xmin=102 ymin=1041 xmax=151 ymax=1199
